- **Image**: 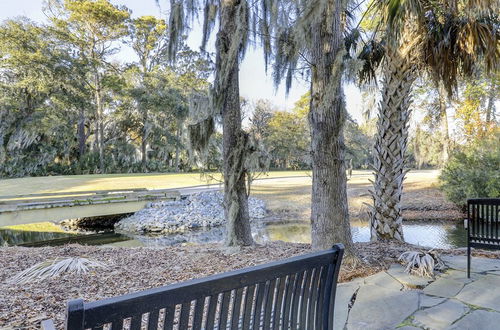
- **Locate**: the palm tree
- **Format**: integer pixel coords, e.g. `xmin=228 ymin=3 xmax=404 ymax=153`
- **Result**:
xmin=363 ymin=0 xmax=499 ymax=241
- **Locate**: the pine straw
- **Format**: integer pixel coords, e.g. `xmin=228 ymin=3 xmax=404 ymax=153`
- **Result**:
xmin=1 ymin=241 xmax=498 ymax=329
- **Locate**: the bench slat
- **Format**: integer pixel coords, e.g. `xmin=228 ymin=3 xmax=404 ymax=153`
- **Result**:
xmin=205 ymin=294 xmax=218 ymax=329
xmin=242 ymin=285 xmax=255 ymax=329
xmin=263 ymin=278 xmax=276 ymax=329
xmin=179 ymin=302 xmax=191 ymax=329
xmin=162 ymin=305 xmax=174 ymax=330
xmin=109 ymin=321 xmax=118 ymax=329
xmin=291 ymin=270 xmax=304 ymax=329
xmin=219 ymin=290 xmax=231 ymax=329
xmin=299 ymin=269 xmax=313 ymax=329
xmin=192 ymin=297 xmax=205 ymax=329
xmin=130 ymin=313 xmax=143 ymax=330
xmin=282 ymin=273 xmax=295 ymax=329
xmin=231 ymin=287 xmax=244 ymax=329
xmin=272 ymin=277 xmax=286 ymax=329
xmin=317 ymin=266 xmax=330 ymax=330
xmin=308 ymin=267 xmax=321 ymax=329
xmin=251 ymin=282 xmax=266 ymax=330
xmin=148 ymin=310 xmax=159 ymax=330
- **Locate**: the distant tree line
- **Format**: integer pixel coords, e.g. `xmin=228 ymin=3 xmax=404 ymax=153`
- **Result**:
xmin=0 ymin=1 xmax=211 ymax=177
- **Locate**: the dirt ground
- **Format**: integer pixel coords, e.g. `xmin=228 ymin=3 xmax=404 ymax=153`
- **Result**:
xmin=251 ymin=170 xmax=464 ymax=223
xmin=1 ymin=241 xmax=497 ymax=329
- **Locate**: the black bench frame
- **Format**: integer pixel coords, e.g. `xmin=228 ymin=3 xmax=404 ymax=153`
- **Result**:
xmin=42 ymin=244 xmax=344 ymax=330
xmin=467 ymin=198 xmax=500 ymax=278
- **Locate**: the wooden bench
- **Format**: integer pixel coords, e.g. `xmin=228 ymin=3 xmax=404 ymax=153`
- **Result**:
xmin=41 ymin=244 xmax=344 ymax=330
xmin=467 ymin=198 xmax=500 ymax=277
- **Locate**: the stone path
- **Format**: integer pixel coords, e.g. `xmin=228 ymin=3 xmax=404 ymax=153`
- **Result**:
xmin=335 ymin=256 xmax=500 ymax=330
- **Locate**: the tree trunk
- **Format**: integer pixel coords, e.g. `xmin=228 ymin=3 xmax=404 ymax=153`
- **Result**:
xmin=175 ymin=121 xmax=181 ymax=172
xmin=94 ymin=71 xmax=105 ymax=173
xmin=141 ymin=108 xmax=148 ymax=171
xmin=414 ymin=125 xmax=423 ymax=169
xmin=485 ymin=77 xmax=497 ymax=124
xmin=217 ymin=0 xmax=253 ymax=246
xmin=309 ymin=0 xmax=355 ymax=254
xmin=438 ymin=84 xmax=450 ymax=165
xmin=77 ymin=107 xmax=86 ymax=159
xmin=0 ymin=111 xmax=7 ymax=164
xmin=370 ymin=44 xmax=417 ymax=242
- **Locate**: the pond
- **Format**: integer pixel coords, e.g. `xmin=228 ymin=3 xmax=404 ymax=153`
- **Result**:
xmin=256 ymin=220 xmax=467 ymax=249
xmin=1 ymin=219 xmax=467 ymax=249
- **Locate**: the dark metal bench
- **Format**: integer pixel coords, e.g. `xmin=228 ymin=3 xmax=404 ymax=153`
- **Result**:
xmin=467 ymin=198 xmax=500 ymax=277
xmin=41 ymin=244 xmax=344 ymax=330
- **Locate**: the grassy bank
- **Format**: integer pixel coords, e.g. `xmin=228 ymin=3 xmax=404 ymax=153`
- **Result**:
xmin=0 ymin=170 xmax=312 ymax=197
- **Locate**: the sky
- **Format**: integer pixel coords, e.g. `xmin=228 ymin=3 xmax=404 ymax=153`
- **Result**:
xmin=0 ymin=0 xmax=364 ymax=122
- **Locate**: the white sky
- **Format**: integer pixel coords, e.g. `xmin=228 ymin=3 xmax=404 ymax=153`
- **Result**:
xmin=1 ymin=0 xmax=364 ymax=122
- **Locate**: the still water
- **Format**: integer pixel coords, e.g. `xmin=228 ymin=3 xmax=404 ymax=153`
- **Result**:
xmin=1 ymin=220 xmax=467 ymax=249
xmin=258 ymin=221 xmax=467 ymax=249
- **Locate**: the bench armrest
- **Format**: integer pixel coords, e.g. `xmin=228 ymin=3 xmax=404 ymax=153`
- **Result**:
xmin=41 ymin=319 xmax=56 ymax=330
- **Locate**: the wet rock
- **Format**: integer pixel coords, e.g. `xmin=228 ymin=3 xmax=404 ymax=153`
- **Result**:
xmin=60 ymin=214 xmax=132 ymax=231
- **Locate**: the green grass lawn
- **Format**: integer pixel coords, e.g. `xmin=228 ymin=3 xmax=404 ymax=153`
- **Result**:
xmin=1 ymin=222 xmax=68 ymax=233
xmin=0 ymin=170 xmax=313 ymax=197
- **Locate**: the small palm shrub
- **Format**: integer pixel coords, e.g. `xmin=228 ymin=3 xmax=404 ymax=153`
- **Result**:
xmin=8 ymin=257 xmax=106 ymax=284
xmin=398 ymin=250 xmax=444 ymax=278
xmin=440 ymin=131 xmax=500 ymax=209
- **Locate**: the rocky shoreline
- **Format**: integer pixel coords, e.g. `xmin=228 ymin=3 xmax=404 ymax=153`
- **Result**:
xmin=114 ymin=191 xmax=267 ymax=234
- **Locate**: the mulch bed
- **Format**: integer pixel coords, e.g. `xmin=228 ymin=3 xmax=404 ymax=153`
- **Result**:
xmin=1 ymin=241 xmax=498 ymax=329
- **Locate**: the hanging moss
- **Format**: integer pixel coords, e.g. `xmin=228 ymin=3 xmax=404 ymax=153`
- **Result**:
xmin=188 ymin=116 xmax=214 ymax=154
xmin=186 ymin=92 xmax=216 ymax=161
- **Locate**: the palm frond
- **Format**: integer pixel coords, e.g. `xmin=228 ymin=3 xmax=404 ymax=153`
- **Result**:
xmin=8 ymin=257 xmax=106 ymax=284
xmin=422 ymin=12 xmax=500 ymax=94
xmin=358 ymin=39 xmax=385 ymax=83
xmin=398 ymin=250 xmax=444 ymax=277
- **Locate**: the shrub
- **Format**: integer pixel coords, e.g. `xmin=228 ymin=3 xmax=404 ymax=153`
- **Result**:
xmin=440 ymin=130 xmax=500 ymax=208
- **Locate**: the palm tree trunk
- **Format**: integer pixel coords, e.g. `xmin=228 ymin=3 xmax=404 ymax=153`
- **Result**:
xmin=309 ymin=0 xmax=355 ymax=255
xmin=217 ymin=0 xmax=253 ymax=246
xmin=370 ymin=45 xmax=417 ymax=242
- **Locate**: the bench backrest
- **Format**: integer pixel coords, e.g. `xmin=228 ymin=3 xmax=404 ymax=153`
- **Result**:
xmin=64 ymin=245 xmax=344 ymax=330
xmin=468 ymin=198 xmax=500 ymax=249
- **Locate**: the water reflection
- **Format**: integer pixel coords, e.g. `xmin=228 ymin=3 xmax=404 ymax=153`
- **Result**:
xmin=256 ymin=220 xmax=467 ymax=249
xmin=0 ymin=228 xmax=74 ymax=246
xmin=0 ymin=220 xmax=467 ymax=249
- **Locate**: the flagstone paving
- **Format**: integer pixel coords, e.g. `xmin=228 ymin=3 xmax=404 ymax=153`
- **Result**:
xmin=334 ymin=256 xmax=500 ymax=330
